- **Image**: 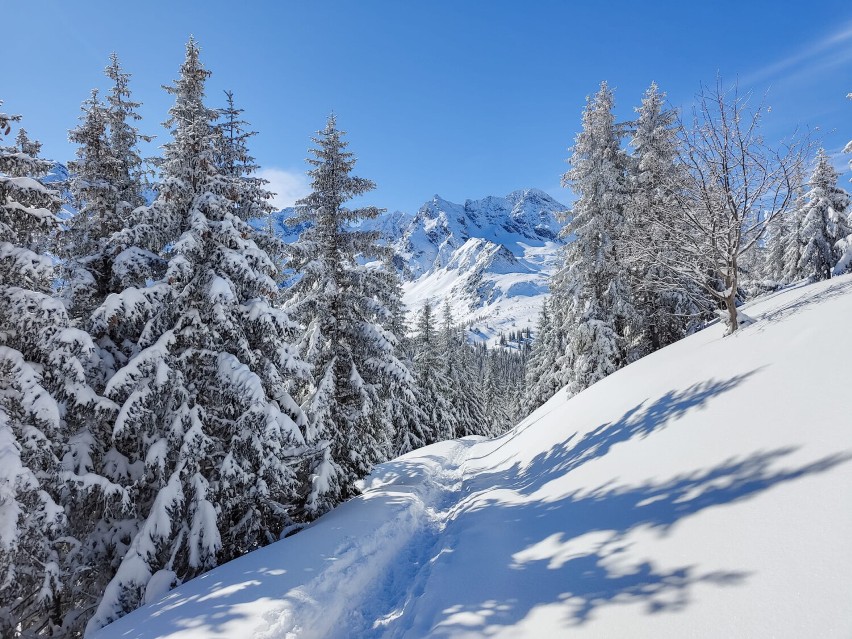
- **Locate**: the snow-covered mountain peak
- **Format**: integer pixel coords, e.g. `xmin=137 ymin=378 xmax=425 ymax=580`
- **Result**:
xmin=505 ymin=188 xmax=567 ymax=235
xmin=443 ymin=238 xmax=529 ymax=276
xmin=397 ymin=190 xmax=568 ymax=343
xmin=258 ymin=188 xmax=569 ymax=345
xmin=413 ymin=189 xmax=565 ymax=248
xmin=42 ymin=161 xmax=69 ymax=185
xmin=400 ymin=190 xmax=565 ymax=271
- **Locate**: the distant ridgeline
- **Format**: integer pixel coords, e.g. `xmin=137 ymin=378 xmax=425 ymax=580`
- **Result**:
xmin=258 ymin=188 xmax=569 ymax=347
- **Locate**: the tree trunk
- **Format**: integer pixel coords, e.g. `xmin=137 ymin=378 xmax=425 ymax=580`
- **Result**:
xmin=724 ymin=291 xmax=738 ymax=334
xmin=724 ymin=253 xmax=739 ymax=334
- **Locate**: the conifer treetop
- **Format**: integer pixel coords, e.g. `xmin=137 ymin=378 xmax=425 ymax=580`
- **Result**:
xmin=294 ymin=114 xmax=384 ymax=225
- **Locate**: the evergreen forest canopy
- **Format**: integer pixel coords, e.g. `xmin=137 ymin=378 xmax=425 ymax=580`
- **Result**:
xmin=1 ymin=38 xmax=850 ymax=637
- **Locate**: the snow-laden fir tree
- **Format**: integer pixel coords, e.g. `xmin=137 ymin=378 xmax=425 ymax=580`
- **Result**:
xmin=285 ymin=114 xmax=411 ymax=515
xmin=0 ymin=104 xmax=122 ymax=638
xmin=796 ymin=148 xmax=851 ymax=281
xmin=211 ymin=90 xmax=286 ymax=283
xmin=763 ymin=204 xmax=793 ymax=284
xmin=104 ymin=52 xmax=150 ymax=213
xmin=343 ymin=250 xmax=421 ymax=460
xmin=213 ymin=90 xmax=273 ymax=219
xmin=412 ymin=300 xmax=455 ymax=444
xmin=0 ymin=103 xmax=66 ymax=639
xmin=835 ymin=92 xmax=852 ymax=274
xmin=15 ymin=128 xmax=42 ymax=159
xmin=762 ymin=185 xmax=807 ymax=285
xmin=0 ymin=348 xmax=65 ymax=639
xmin=554 ymin=81 xmax=633 ymax=396
xmin=782 ymin=205 xmax=807 ymax=282
xmin=65 ymin=55 xmax=155 ymax=333
xmin=59 ymin=73 xmax=157 ymax=633
xmin=521 ymin=296 xmax=567 ymax=414
xmin=0 ymin=115 xmax=59 ymax=295
xmin=624 ymin=83 xmax=706 ymax=351
xmin=51 ymin=332 xmax=126 ymax=638
xmin=481 ymin=350 xmax=510 ymax=435
xmin=388 ymin=283 xmax=428 ymax=457
xmin=81 ymin=55 xmax=163 ymax=374
xmin=61 ymin=58 xmax=158 ymax=633
xmin=87 ymin=39 xmax=310 ymax=632
xmin=456 ymin=337 xmax=489 ymax=435
xmin=65 ymin=88 xmax=117 ymax=315
xmin=439 ymin=303 xmax=485 ymax=438
xmin=487 ymin=345 xmax=527 ymax=432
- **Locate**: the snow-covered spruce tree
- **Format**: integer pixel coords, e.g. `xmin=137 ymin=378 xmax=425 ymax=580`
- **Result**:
xmin=58 ymin=83 xmax=144 ymax=631
xmin=555 ymin=81 xmax=633 ymax=396
xmin=86 ymin=39 xmax=310 ymax=632
xmin=763 ymin=204 xmax=792 ymax=284
xmin=439 ymin=303 xmax=485 ymax=438
xmin=65 ymin=88 xmax=117 ymax=316
xmin=104 ymin=53 xmax=150 ymax=213
xmin=51 ymin=336 xmax=127 ymax=638
xmin=0 ymin=349 xmax=66 ymax=639
xmin=0 ymin=105 xmax=122 ymax=638
xmin=213 ymin=90 xmax=273 ymax=219
xmin=624 ymin=82 xmax=706 ymax=351
xmin=65 ymin=55 xmax=155 ymax=344
xmin=796 ymin=148 xmax=851 ymax=281
xmin=83 ymin=54 xmax=163 ymax=376
xmin=0 ymin=104 xmax=66 ymax=638
xmin=211 ymin=90 xmax=287 ymax=283
xmin=0 ymin=114 xmax=59 ymax=295
xmin=507 ymin=343 xmax=529 ymax=421
xmin=387 ymin=281 xmax=428 ymax=457
xmin=835 ymin=92 xmax=852 ymax=274
xmin=61 ymin=71 xmax=165 ymax=633
xmin=521 ymin=296 xmax=566 ymax=414
xmin=481 ymin=350 xmax=510 ymax=435
xmin=767 ymin=186 xmax=807 ymax=283
xmin=412 ymin=300 xmax=455 ymax=444
xmin=285 ymin=114 xmax=411 ymax=514
xmin=343 ymin=252 xmax=421 ymax=460
xmin=465 ymin=342 xmax=524 ymax=435
xmin=15 ymin=128 xmax=42 ymax=159
xmin=457 ymin=336 xmax=490 ymax=435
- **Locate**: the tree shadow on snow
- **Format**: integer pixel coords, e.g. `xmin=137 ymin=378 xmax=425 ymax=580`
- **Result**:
xmin=379 ymin=372 xmax=851 ymax=637
xmin=750 ymin=277 xmax=852 ymax=331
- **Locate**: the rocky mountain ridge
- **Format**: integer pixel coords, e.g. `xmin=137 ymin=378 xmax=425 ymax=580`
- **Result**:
xmin=266 ymin=188 xmax=570 ymax=345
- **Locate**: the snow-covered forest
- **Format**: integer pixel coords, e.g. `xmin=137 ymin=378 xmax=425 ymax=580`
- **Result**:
xmin=1 ymin=34 xmax=851 ymax=638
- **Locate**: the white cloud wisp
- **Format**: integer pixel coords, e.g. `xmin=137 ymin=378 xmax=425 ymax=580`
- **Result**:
xmin=256 ymin=167 xmax=311 ymax=210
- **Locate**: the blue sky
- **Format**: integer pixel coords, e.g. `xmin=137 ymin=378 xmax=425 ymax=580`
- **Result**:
xmin=4 ymin=0 xmax=852 ymax=212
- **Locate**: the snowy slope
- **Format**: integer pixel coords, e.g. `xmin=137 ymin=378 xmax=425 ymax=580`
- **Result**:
xmin=94 ymin=276 xmax=852 ymax=639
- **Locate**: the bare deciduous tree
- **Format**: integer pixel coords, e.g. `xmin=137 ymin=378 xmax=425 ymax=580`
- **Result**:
xmin=642 ymin=79 xmax=808 ymax=333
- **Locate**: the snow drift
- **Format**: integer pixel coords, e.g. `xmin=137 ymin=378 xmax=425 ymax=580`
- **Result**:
xmin=94 ymin=276 xmax=852 ymax=638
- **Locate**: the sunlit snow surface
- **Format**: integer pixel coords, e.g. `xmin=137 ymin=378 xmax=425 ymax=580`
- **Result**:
xmin=94 ymin=276 xmax=852 ymax=638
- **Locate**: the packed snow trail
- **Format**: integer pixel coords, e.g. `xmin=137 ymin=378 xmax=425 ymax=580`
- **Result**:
xmin=94 ymin=276 xmax=852 ymax=639
xmin=256 ymin=439 xmax=477 ymax=639
xmin=92 ymin=438 xmax=480 ymax=639
xmin=336 ymin=439 xmax=478 ymax=639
